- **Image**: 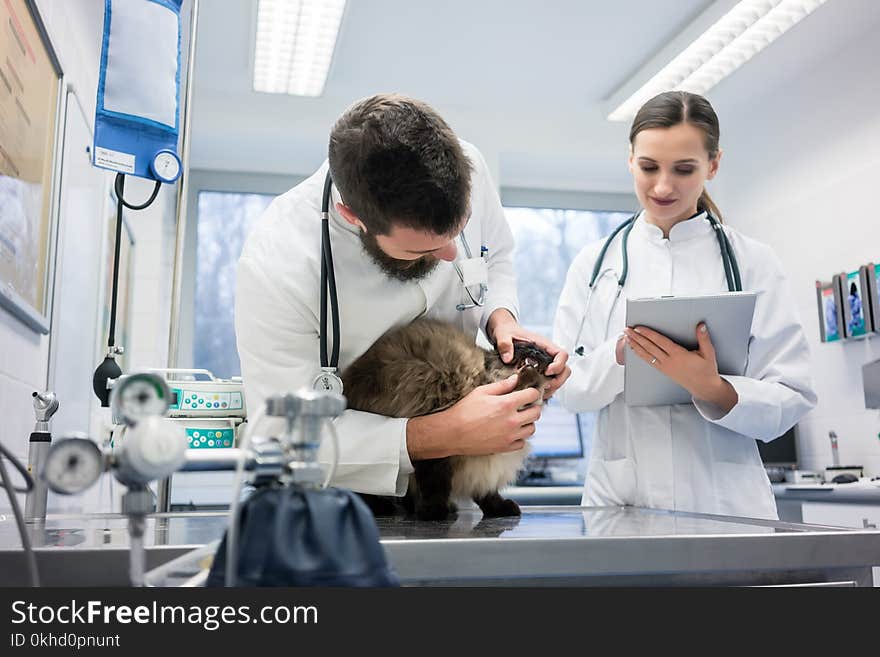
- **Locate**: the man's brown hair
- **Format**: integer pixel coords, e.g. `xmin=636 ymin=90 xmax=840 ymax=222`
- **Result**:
xmin=328 ymin=93 xmax=472 ymax=236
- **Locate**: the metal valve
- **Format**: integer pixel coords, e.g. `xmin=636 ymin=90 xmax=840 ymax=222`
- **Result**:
xmin=32 ymin=392 xmax=59 ymax=428
xmin=264 ymin=389 xmax=345 ymax=487
xmin=289 ymin=389 xmax=347 ymax=418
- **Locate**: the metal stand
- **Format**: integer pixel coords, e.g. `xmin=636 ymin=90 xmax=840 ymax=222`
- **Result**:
xmin=122 ymin=486 xmax=154 ymax=587
xmin=156 ymin=478 xmax=172 ymax=513
xmin=25 ymin=392 xmax=59 ymax=522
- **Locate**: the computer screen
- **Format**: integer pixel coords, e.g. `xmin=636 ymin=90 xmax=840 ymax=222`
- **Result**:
xmin=756 ymin=426 xmax=798 ymax=466
xmin=529 ymin=397 xmax=584 ymax=459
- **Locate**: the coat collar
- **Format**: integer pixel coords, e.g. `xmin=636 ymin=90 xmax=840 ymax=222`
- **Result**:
xmin=632 ymin=210 xmax=714 ymax=243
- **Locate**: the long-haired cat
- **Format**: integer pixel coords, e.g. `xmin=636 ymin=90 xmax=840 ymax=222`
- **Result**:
xmin=341 ymin=318 xmax=553 ymax=521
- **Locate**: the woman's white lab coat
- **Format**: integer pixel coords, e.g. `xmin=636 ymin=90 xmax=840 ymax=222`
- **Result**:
xmin=235 ymin=142 xmax=518 ymax=496
xmin=553 ymin=212 xmax=816 ymax=519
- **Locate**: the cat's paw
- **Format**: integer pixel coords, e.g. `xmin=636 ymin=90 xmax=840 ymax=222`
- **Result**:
xmin=480 ymin=497 xmax=521 ymax=518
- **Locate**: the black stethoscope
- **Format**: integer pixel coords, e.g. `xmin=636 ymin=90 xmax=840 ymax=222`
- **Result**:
xmin=314 ymin=172 xmax=489 ymax=393
xmin=314 ymin=172 xmax=344 ymax=393
xmin=575 ymin=210 xmax=742 ymax=347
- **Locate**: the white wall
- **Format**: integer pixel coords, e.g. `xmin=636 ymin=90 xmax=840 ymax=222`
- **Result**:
xmin=0 ymin=0 xmax=178 ymax=514
xmin=712 ymin=19 xmax=880 ymax=477
xmin=124 ymin=177 xmax=177 ymax=375
xmin=0 ymin=0 xmax=103 ymax=512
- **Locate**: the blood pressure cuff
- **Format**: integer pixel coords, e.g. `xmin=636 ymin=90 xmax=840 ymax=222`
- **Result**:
xmin=206 ymin=485 xmax=399 ymax=587
xmin=93 ymin=0 xmax=182 ymax=180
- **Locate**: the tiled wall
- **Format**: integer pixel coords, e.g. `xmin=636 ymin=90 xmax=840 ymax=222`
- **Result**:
xmin=0 ymin=315 xmax=51 ymax=464
xmin=0 ymin=0 xmax=104 ymax=509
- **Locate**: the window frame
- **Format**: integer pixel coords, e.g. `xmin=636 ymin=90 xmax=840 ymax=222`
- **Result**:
xmin=499 ymin=187 xmax=637 ymax=475
xmin=179 ymin=169 xmax=304 ymax=372
xmin=500 ymin=187 xmax=638 ymax=214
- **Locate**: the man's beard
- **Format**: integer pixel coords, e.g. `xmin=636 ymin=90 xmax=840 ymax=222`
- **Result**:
xmin=359 ymin=229 xmax=440 ymax=282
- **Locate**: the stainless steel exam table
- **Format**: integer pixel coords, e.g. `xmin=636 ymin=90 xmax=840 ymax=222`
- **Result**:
xmin=2 ymin=506 xmax=879 ymax=586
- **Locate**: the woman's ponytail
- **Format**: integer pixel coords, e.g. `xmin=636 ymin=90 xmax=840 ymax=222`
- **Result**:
xmin=697 ymin=187 xmax=723 ymax=223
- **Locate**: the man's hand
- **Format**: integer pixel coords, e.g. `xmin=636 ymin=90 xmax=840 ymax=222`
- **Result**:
xmin=407 ymin=374 xmax=542 ymax=460
xmin=624 ymin=323 xmax=738 ymax=413
xmin=487 ymin=308 xmax=571 ymax=400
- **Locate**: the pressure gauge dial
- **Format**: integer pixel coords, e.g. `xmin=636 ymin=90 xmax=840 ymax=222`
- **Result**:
xmin=111 ymin=373 xmax=171 ymax=425
xmin=42 ymin=436 xmax=104 ymax=494
xmin=150 ymin=149 xmax=181 ymax=183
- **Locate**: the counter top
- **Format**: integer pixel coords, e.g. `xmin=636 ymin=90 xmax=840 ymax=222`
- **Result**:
xmin=504 ymin=481 xmax=880 ymax=507
xmin=502 ymin=485 xmax=583 ymax=505
xmin=3 ymin=506 xmax=880 ymax=586
xmin=772 ymin=482 xmax=880 ymax=504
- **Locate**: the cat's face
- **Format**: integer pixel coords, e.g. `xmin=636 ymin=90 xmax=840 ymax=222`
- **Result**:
xmin=503 ymin=341 xmax=553 ymax=402
xmin=510 ymin=340 xmax=553 ymax=377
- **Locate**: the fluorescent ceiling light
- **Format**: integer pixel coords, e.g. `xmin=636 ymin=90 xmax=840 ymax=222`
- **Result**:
xmin=253 ymin=0 xmax=346 ymax=97
xmin=607 ymin=0 xmax=827 ymax=122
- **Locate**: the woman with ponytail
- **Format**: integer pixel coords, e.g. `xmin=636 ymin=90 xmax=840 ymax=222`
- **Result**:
xmin=553 ymin=91 xmax=815 ymax=519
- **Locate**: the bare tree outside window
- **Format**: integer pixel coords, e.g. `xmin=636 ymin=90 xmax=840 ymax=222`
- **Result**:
xmin=195 ymin=191 xmax=273 ymax=379
xmin=194 ymin=196 xmax=628 ymax=480
xmin=504 ymin=206 xmax=629 ymax=479
xmin=503 ymin=207 xmax=629 ymax=335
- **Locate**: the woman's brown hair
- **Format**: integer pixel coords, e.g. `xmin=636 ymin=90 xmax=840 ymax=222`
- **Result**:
xmin=629 ymin=91 xmax=723 ymax=221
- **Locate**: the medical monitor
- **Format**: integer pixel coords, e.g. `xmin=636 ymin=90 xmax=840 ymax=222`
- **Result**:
xmin=756 ymin=426 xmax=798 ymax=467
xmin=528 ymin=397 xmax=584 ymax=459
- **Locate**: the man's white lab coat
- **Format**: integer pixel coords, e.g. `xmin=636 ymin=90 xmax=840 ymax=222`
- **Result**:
xmin=235 ymin=142 xmax=518 ymax=495
xmin=553 ymin=212 xmax=816 ymax=519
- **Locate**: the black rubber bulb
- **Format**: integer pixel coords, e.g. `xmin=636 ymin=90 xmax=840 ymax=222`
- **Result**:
xmin=93 ymin=355 xmax=122 ymax=407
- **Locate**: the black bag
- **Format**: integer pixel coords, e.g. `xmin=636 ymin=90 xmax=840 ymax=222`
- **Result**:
xmin=207 ymin=484 xmax=399 ymax=587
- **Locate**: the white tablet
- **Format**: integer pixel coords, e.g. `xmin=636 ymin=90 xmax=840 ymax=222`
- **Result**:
xmin=624 ymin=292 xmax=757 ymax=407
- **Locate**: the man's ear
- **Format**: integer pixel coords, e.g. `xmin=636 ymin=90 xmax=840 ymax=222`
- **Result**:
xmin=336 ymin=202 xmax=366 ymax=231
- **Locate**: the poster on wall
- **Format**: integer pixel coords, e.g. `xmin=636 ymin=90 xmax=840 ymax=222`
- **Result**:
xmin=836 ymin=270 xmax=867 ymax=339
xmin=860 ymin=263 xmax=880 ymax=334
xmin=0 ymin=0 xmax=62 ymax=333
xmin=815 ymin=280 xmax=843 ymax=343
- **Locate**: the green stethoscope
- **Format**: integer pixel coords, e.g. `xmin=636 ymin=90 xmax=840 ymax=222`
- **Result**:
xmin=575 ymin=210 xmax=742 ymax=351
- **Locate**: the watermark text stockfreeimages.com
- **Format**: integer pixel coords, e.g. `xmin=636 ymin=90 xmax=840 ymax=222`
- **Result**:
xmin=10 ymin=599 xmax=318 ymax=632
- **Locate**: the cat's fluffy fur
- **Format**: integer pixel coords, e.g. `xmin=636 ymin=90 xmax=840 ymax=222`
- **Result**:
xmin=341 ymin=318 xmax=552 ymax=520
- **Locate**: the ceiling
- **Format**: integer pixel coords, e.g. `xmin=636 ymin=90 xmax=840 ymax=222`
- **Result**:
xmin=188 ymin=0 xmax=880 ymax=193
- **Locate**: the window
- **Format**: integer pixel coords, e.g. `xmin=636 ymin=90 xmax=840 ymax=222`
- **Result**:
xmin=194 ymin=191 xmax=274 ymax=379
xmin=504 ymin=206 xmax=630 ymax=475
xmin=503 ymin=207 xmax=630 ymax=334
xmin=192 ymin=190 xmax=629 ymax=476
